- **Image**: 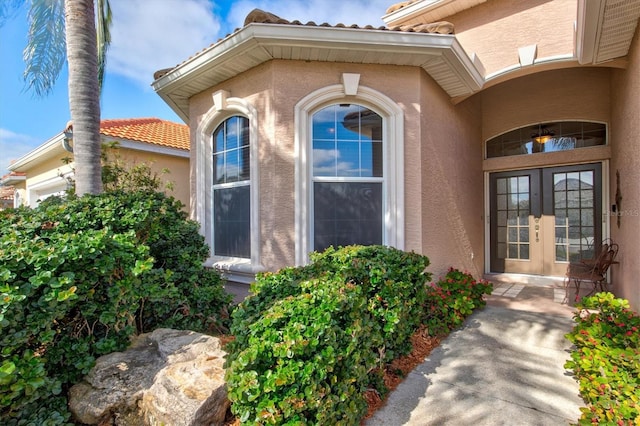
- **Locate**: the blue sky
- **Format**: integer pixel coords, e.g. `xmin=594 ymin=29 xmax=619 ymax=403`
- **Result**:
xmin=0 ymin=0 xmax=391 ymax=176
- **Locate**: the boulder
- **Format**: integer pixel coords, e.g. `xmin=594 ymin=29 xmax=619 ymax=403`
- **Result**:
xmin=69 ymin=328 xmax=230 ymax=426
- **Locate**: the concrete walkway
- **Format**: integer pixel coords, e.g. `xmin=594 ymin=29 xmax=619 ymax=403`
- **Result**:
xmin=365 ymin=281 xmax=585 ymax=426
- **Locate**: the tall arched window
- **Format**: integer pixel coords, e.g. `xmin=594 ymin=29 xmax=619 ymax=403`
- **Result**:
xmin=212 ymin=116 xmax=250 ymax=258
xmin=311 ymin=104 xmax=383 ymax=251
xmin=196 ymin=93 xmax=261 ymax=281
xmin=294 ymin=79 xmax=404 ymax=265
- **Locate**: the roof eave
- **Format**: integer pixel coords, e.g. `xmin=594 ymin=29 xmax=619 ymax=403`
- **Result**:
xmin=1 ymin=174 xmax=26 ymax=186
xmin=8 ymin=133 xmax=68 ymax=172
xmin=382 ymin=0 xmax=488 ymax=27
xmin=576 ymin=0 xmax=603 ymax=64
xmin=576 ymin=0 xmax=640 ymax=65
xmin=152 ymin=23 xmax=485 ymax=121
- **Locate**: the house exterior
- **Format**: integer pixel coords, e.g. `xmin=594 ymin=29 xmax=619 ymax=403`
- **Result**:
xmin=152 ymin=0 xmax=640 ymax=311
xmin=3 ymin=118 xmax=190 ymax=210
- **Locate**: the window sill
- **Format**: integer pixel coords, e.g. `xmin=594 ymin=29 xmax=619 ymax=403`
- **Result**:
xmin=206 ymin=256 xmax=266 ymax=284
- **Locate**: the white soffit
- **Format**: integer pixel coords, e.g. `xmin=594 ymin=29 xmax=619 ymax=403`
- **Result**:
xmin=383 ymin=0 xmax=488 ymax=27
xmin=578 ymin=0 xmax=640 ymax=64
xmin=8 ymin=133 xmax=67 ymax=172
xmin=152 ymin=23 xmax=484 ymax=122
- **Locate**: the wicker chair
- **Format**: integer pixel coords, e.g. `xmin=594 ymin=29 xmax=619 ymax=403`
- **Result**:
xmin=564 ymin=238 xmax=619 ymax=303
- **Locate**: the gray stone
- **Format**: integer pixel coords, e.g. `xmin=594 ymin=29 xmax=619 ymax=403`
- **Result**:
xmin=69 ymin=328 xmax=229 ymax=426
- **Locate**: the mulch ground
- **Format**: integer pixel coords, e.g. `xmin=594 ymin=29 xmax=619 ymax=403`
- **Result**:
xmin=223 ymin=326 xmax=442 ymax=425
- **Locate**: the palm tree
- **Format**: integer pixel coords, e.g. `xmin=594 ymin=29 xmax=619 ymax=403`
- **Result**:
xmin=1 ymin=0 xmax=111 ymax=195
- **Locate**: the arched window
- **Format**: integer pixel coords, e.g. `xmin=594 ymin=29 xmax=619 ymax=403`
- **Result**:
xmin=212 ymin=116 xmax=250 ymax=257
xmin=196 ymin=93 xmax=261 ymax=281
xmin=486 ymin=121 xmax=607 ymax=158
xmin=294 ymin=78 xmax=404 ymax=265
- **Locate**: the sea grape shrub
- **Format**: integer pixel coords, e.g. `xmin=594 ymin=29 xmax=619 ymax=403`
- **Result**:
xmin=564 ymin=292 xmax=640 ymax=424
xmin=0 ymin=191 xmax=231 ymax=425
xmin=226 ymin=245 xmax=431 ymax=425
xmin=423 ymin=268 xmax=493 ymax=336
xmin=309 ymin=245 xmax=432 ymax=360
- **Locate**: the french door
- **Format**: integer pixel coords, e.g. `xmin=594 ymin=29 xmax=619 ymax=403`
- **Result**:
xmin=489 ymin=163 xmax=602 ymax=276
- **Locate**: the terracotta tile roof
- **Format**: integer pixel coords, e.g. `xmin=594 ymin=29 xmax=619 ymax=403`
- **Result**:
xmin=99 ymin=118 xmax=189 ymax=150
xmin=2 ymin=171 xmax=26 ymax=179
xmin=0 ymin=185 xmax=14 ymax=200
xmin=153 ymin=9 xmax=454 ymax=80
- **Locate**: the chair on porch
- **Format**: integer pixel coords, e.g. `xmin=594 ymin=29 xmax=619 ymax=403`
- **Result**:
xmin=564 ymin=238 xmax=619 ymax=303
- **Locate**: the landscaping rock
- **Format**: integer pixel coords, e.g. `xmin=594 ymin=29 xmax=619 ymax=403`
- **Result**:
xmin=69 ymin=328 xmax=229 ymax=426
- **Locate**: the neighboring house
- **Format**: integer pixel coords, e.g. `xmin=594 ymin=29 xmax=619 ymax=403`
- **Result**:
xmin=0 ymin=171 xmax=26 ymax=210
xmin=152 ymin=0 xmax=640 ymax=311
xmin=3 ymin=118 xmax=190 ymax=210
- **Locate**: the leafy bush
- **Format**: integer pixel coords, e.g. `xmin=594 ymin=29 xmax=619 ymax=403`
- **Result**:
xmin=226 ymin=245 xmax=431 ymax=425
xmin=564 ymin=292 xmax=640 ymax=425
xmin=423 ymin=268 xmax=493 ymax=336
xmin=0 ymin=191 xmax=231 ymax=425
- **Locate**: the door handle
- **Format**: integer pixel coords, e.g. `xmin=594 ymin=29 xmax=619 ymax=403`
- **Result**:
xmin=534 ymin=218 xmax=540 ymax=242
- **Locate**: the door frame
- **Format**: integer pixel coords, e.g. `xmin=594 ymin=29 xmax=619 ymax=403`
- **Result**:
xmin=484 ymin=160 xmax=610 ymax=277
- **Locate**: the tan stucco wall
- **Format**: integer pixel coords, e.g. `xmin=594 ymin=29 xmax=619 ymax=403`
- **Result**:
xmin=23 ymin=152 xmax=74 ymax=206
xmin=448 ymin=0 xmax=577 ymax=76
xmin=190 ymin=60 xmax=486 ymax=279
xmin=610 ymin=27 xmax=640 ymax=311
xmin=481 ymin=67 xmax=611 ymax=142
xmin=419 ymin=73 xmax=484 ymax=279
xmin=109 ymin=148 xmax=190 ymax=209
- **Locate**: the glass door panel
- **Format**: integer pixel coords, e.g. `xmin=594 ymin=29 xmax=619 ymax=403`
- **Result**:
xmin=542 ymin=164 xmax=601 ymax=276
xmin=490 ymin=170 xmax=541 ymax=274
xmin=491 ymin=164 xmax=601 ymax=276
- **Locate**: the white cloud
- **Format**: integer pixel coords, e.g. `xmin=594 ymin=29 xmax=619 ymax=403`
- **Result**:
xmin=107 ymin=0 xmax=221 ymax=88
xmin=106 ymin=0 xmax=393 ymax=89
xmin=0 ymin=128 xmax=41 ymax=175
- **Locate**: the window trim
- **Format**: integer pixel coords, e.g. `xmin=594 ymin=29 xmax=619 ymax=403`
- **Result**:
xmin=294 ymin=80 xmax=404 ymax=265
xmin=196 ymin=91 xmax=262 ymax=280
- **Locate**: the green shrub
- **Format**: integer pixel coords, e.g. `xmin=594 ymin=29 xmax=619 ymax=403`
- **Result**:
xmin=423 ymin=268 xmax=493 ymax=336
xmin=564 ymin=292 xmax=640 ymax=425
xmin=226 ymin=245 xmax=431 ymax=425
xmin=0 ymin=191 xmax=231 ymax=425
xmin=227 ymin=277 xmax=374 ymax=425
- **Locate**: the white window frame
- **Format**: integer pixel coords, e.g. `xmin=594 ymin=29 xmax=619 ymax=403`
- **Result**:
xmin=294 ymin=77 xmax=405 ymax=265
xmin=196 ymin=91 xmax=262 ymax=281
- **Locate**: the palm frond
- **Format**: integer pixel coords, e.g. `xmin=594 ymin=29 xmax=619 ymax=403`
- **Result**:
xmin=0 ymin=0 xmax=24 ymax=28
xmin=96 ymin=0 xmax=112 ymax=93
xmin=23 ymin=0 xmax=66 ymax=97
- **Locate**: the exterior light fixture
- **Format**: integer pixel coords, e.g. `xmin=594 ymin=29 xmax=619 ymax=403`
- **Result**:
xmin=62 ymin=122 xmax=73 ymax=152
xmin=532 ymin=127 xmax=555 ymax=144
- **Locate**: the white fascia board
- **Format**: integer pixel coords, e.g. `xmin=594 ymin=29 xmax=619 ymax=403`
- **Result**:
xmin=8 ymin=133 xmax=67 ymax=172
xmin=442 ymin=36 xmax=485 ymax=92
xmin=103 ymin=137 xmax=189 ymax=158
xmin=576 ymin=0 xmax=604 ymax=65
xmin=153 ymin=23 xmax=483 ymax=95
xmin=1 ymin=174 xmax=26 ymax=185
xmin=383 ymin=0 xmax=450 ymax=26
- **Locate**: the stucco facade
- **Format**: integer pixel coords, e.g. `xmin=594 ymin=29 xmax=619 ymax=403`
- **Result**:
xmin=154 ymin=0 xmax=640 ymax=310
xmin=610 ymin=26 xmax=640 ymax=310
